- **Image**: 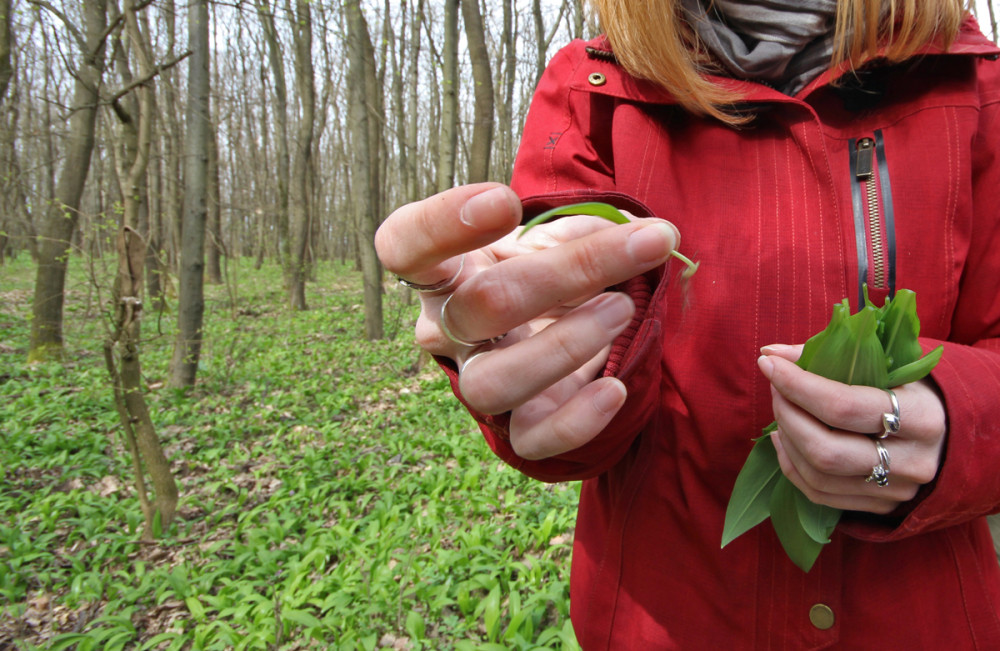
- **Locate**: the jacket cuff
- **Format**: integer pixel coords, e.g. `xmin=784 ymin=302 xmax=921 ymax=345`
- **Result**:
xmin=841 ymin=339 xmax=1000 ymax=541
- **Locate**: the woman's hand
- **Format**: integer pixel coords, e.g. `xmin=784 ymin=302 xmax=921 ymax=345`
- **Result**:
xmin=375 ymin=183 xmax=681 ymax=460
xmin=758 ymin=344 xmax=947 ymax=515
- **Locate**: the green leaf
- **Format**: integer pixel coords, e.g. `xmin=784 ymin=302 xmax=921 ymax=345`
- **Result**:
xmin=47 ymin=634 xmax=93 ymax=651
xmin=185 ymin=595 xmax=206 ymax=622
xmin=793 ymin=489 xmax=841 ymax=545
xmin=520 ymin=202 xmax=630 ymax=236
xmin=722 ymin=435 xmax=782 ymax=547
xmin=282 ymin=608 xmax=323 ymax=630
xmin=795 ymin=299 xmax=849 ymax=372
xmin=886 ymin=345 xmax=944 ymax=387
xmin=879 ymin=289 xmax=924 ymax=371
xmin=405 ymin=610 xmax=426 ymax=641
xmin=768 ymin=476 xmax=824 ymax=573
xmin=518 ymin=201 xmax=699 ymax=277
xmin=803 ymin=304 xmax=888 ymax=388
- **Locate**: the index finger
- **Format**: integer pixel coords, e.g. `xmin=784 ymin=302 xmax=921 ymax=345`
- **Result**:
xmin=758 ymin=354 xmax=891 ymax=434
xmin=375 ymin=183 xmax=521 ymax=283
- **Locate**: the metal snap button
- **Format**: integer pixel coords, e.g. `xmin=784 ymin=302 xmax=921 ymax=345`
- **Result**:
xmin=809 ymin=604 xmax=835 ymax=630
xmin=588 ymin=72 xmax=607 ymax=86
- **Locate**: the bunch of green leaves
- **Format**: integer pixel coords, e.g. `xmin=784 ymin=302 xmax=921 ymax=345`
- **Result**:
xmin=721 ymin=288 xmax=943 ymax=572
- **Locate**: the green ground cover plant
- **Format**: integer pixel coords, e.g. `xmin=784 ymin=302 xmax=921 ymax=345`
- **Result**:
xmin=0 ymin=256 xmax=581 ymax=650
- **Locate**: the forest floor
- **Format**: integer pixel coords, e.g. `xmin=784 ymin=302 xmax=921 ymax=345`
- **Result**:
xmin=0 ymin=256 xmax=581 ymax=650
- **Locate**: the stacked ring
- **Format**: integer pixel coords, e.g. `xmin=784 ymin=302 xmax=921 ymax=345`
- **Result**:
xmin=866 ymin=438 xmax=891 ymax=487
xmin=397 ymin=253 xmax=465 ymax=293
xmin=440 ymin=294 xmax=507 ymax=348
xmin=880 ymin=388 xmax=900 ymax=439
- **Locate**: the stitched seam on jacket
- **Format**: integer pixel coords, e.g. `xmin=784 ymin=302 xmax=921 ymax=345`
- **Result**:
xmin=592 ymin=432 xmax=656 ymax=649
xmin=943 ymin=106 xmax=959 ymax=334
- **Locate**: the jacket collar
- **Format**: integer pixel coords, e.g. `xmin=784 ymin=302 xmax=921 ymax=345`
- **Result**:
xmin=579 ymin=15 xmax=1000 ymax=106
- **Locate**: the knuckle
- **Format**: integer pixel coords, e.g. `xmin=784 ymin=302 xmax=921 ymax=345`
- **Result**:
xmin=414 ymin=313 xmax=446 ymax=351
xmin=460 ymin=371 xmax=508 ymax=416
xmin=909 ymin=457 xmax=939 ymax=485
xmin=566 ymin=239 xmax=615 ymax=290
xmin=510 ymin=433 xmax=541 ymax=461
xmin=822 ymin=392 xmax=861 ymax=426
xmin=467 ymin=274 xmax=519 ymax=325
xmin=806 ymin=441 xmax=847 ymax=475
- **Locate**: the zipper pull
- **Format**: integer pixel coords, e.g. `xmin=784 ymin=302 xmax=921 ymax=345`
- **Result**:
xmin=856 ymin=137 xmax=875 ymax=180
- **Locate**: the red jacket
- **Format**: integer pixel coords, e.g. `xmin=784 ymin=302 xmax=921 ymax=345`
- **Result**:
xmin=443 ymin=17 xmax=1000 ymax=650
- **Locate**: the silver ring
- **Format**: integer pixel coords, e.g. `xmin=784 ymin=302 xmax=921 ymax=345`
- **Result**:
xmin=397 ymin=253 xmax=465 ymax=293
xmin=440 ymin=293 xmax=507 ymax=348
xmin=865 ymin=438 xmax=891 ymax=487
xmin=879 ymin=388 xmax=900 ymax=439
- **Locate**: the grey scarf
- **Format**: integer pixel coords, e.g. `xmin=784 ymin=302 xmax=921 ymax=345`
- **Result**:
xmin=681 ymin=0 xmax=839 ymax=95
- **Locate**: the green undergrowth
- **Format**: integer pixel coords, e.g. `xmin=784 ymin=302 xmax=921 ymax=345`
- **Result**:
xmin=0 ymin=255 xmax=581 ymax=650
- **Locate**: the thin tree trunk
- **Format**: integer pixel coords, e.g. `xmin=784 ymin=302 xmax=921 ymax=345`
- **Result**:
xmin=206 ymin=123 xmax=223 ymax=284
xmin=169 ymin=0 xmax=210 ymax=388
xmin=105 ymin=227 xmax=178 ymax=539
xmin=255 ymin=0 xmax=291 ymax=285
xmin=347 ymin=0 xmax=382 ymax=340
xmin=462 ymin=0 xmax=493 ymax=183
xmin=436 ymin=0 xmax=458 ymax=192
xmin=29 ymin=0 xmax=107 ymax=361
xmin=405 ymin=0 xmax=423 ymax=202
xmin=287 ymin=0 xmax=315 ymax=310
xmin=0 ymin=0 xmax=11 ymax=103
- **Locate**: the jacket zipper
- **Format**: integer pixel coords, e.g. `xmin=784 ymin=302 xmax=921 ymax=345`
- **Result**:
xmin=849 ymin=131 xmax=896 ymax=306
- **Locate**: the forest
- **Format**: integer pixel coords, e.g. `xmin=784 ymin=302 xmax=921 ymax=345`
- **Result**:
xmin=1 ymin=0 xmax=592 ymax=647
xmin=1 ymin=0 xmax=999 ymax=648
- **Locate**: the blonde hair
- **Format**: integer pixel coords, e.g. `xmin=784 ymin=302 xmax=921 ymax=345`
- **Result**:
xmin=591 ymin=0 xmax=969 ymax=124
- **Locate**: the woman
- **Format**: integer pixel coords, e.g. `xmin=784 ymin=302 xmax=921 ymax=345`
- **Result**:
xmin=376 ymin=0 xmax=1000 ymax=647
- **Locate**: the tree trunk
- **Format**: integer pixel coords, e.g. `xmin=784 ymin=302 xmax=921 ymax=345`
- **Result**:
xmin=28 ymin=0 xmax=107 ymax=362
xmin=405 ymin=0 xmax=424 ymax=203
xmin=347 ymin=0 xmax=382 ymax=340
xmin=462 ymin=0 xmax=493 ymax=183
xmin=436 ymin=0 xmax=458 ymax=192
xmin=205 ymin=123 xmax=223 ymax=284
xmin=0 ymin=0 xmax=11 ymax=103
xmin=255 ymin=0 xmax=291 ymax=287
xmin=169 ymin=0 xmax=210 ymax=388
xmin=287 ymin=0 xmax=315 ymax=310
xmin=105 ymin=227 xmax=178 ymax=539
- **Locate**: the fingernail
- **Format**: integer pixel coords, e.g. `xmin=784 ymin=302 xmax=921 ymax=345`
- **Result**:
xmin=592 ymin=379 xmax=627 ymax=415
xmin=760 ymin=343 xmax=793 ymax=355
xmin=626 ymin=223 xmax=677 ymax=265
xmin=757 ymin=355 xmax=774 ymax=380
xmin=593 ymin=293 xmax=634 ymax=330
xmin=460 ymin=187 xmax=515 ymax=229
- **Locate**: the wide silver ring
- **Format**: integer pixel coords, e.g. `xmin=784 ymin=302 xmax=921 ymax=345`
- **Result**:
xmin=880 ymin=388 xmax=900 ymax=439
xmin=440 ymin=293 xmax=507 ymax=348
xmin=865 ymin=438 xmax=891 ymax=487
xmin=397 ymin=253 xmax=465 ymax=293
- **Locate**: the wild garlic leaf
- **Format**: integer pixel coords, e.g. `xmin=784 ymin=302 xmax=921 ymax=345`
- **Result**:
xmin=517 ymin=201 xmax=700 ymax=278
xmin=886 ymin=345 xmax=944 ymax=386
xmin=794 ymin=489 xmax=841 ymax=545
xmin=521 ymin=202 xmax=630 ymax=234
xmin=879 ymin=289 xmax=924 ymax=371
xmin=799 ymin=303 xmax=888 ymax=388
xmin=721 ymin=434 xmax=782 ymax=548
xmin=769 ymin=476 xmax=825 ymax=573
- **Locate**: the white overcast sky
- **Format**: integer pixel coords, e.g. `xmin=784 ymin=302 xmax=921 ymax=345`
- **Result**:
xmin=972 ymin=1 xmax=998 ymax=39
